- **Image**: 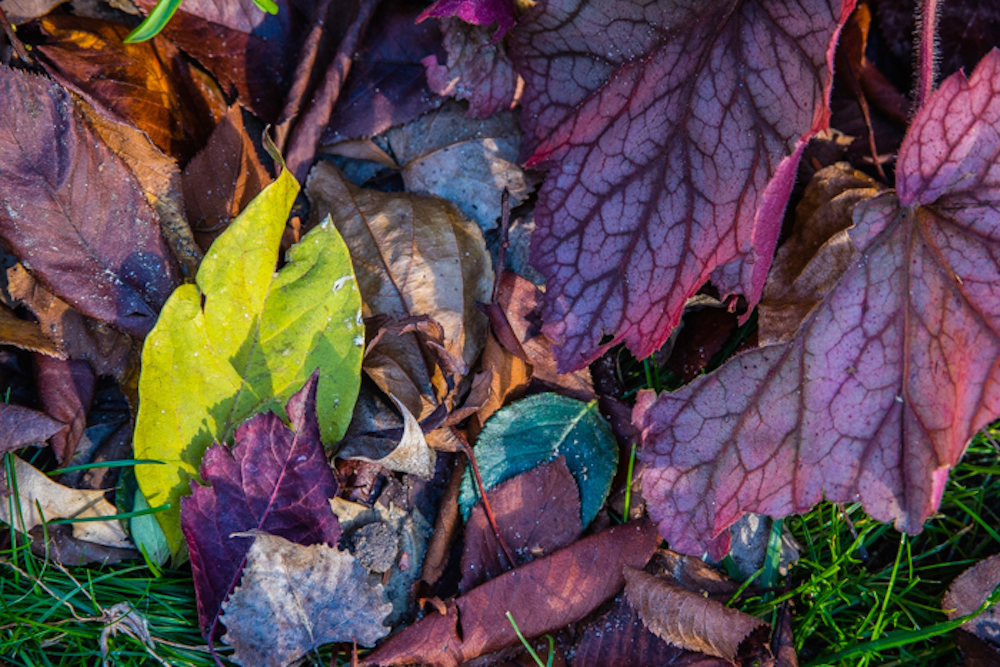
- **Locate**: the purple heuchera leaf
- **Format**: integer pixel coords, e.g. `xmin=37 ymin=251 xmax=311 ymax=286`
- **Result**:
xmin=636 ymin=49 xmax=1000 ymax=558
xmin=511 ymin=0 xmax=854 ymax=372
xmin=182 ymin=372 xmax=341 ymax=638
xmin=417 ymin=0 xmax=516 ymax=40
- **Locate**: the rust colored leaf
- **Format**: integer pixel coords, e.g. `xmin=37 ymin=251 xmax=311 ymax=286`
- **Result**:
xmin=182 ymin=105 xmax=271 ymax=252
xmin=363 ymin=519 xmax=660 ymax=667
xmin=459 ymin=456 xmax=582 ymax=592
xmin=625 ymin=568 xmax=767 ymax=661
xmin=943 ymin=554 xmax=1000 ymax=645
xmin=0 ymin=403 xmax=64 ymax=455
xmin=637 ymin=50 xmax=1000 ymax=558
xmin=36 ymin=16 xmax=224 ymax=164
xmin=510 ymin=0 xmax=854 ymax=371
xmin=0 ymin=66 xmax=179 ymax=338
xmin=0 ymin=304 xmax=63 ymax=359
xmin=473 ymin=332 xmax=530 ymax=429
xmin=33 ymin=356 xmax=94 ymax=465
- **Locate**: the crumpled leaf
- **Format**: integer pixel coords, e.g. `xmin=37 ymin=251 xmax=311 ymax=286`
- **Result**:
xmin=385 ymin=103 xmax=533 ymax=233
xmin=417 ymin=0 xmax=516 ymax=40
xmin=221 ymin=532 xmax=391 ymax=666
xmin=943 ymin=554 xmax=1000 ymax=645
xmin=306 ymin=161 xmax=492 ymax=420
xmin=459 ymin=393 xmax=617 ymax=528
xmin=131 ymin=0 xmax=309 ymax=122
xmin=0 ymin=457 xmax=130 ymax=548
xmin=0 ymin=66 xmax=179 ymax=338
xmin=0 ymin=304 xmax=64 ymax=359
xmin=181 ymin=375 xmax=343 ymax=638
xmin=135 ymin=166 xmax=363 ymax=556
xmin=0 ymin=404 xmax=65 ymax=455
xmin=510 ymin=0 xmax=854 ymax=371
xmin=338 ymin=394 xmax=437 ymax=477
xmin=36 ymin=16 xmax=225 ymax=164
xmin=625 ymin=568 xmax=767 ymax=661
xmin=637 ymin=49 xmax=1000 ymax=558
xmin=182 ymin=105 xmax=271 ymax=252
xmin=363 ymin=519 xmax=660 ymax=667
xmin=423 ymin=18 xmax=518 ymax=119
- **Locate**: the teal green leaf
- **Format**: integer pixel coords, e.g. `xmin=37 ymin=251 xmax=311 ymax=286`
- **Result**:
xmin=459 ymin=393 xmax=618 ymax=528
xmin=134 ymin=168 xmax=364 ymax=556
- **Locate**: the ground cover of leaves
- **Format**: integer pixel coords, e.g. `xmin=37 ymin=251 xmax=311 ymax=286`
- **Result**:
xmin=1 ymin=0 xmax=1000 ymax=665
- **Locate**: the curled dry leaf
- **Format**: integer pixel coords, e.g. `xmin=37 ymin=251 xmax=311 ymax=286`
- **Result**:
xmin=943 ymin=554 xmax=1000 ymax=646
xmin=222 ymin=532 xmax=391 ymax=667
xmin=306 ymin=161 xmax=492 ymax=419
xmin=0 ymin=66 xmax=179 ymax=338
xmin=0 ymin=304 xmax=63 ymax=359
xmin=338 ymin=394 xmax=437 ymax=478
xmin=363 ymin=519 xmax=660 ymax=667
xmin=625 ymin=568 xmax=767 ymax=662
xmin=0 ymin=457 xmax=130 ymax=548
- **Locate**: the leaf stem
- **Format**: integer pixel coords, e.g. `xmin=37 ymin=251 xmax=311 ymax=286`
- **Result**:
xmin=914 ymin=0 xmax=941 ymax=114
xmin=452 ymin=427 xmax=516 ymax=568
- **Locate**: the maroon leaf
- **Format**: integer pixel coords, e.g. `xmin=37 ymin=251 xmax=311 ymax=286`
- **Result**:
xmin=0 ymin=66 xmax=179 ymax=338
xmin=363 ymin=519 xmax=659 ymax=667
xmin=0 ymin=403 xmax=65 ymax=455
xmin=510 ymin=0 xmax=854 ymax=371
xmin=636 ymin=50 xmax=1000 ymax=558
xmin=33 ymin=356 xmax=94 ymax=465
xmin=181 ymin=373 xmax=341 ymax=638
xmin=417 ymin=0 xmax=515 ymax=40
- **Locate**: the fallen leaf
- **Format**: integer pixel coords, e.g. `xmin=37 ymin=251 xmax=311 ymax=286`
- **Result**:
xmin=0 ymin=66 xmax=180 ymax=338
xmin=943 ymin=554 xmax=1000 ymax=645
xmin=0 ymin=457 xmax=130 ymax=548
xmin=625 ymin=568 xmax=767 ymax=661
xmin=29 ymin=524 xmax=140 ymax=567
xmin=417 ymin=0 xmax=516 ymax=40
xmin=510 ymin=0 xmax=854 ymax=371
xmin=459 ymin=393 xmax=617 ymax=528
xmin=363 ymin=519 xmax=660 ymax=667
xmin=636 ymin=50 xmax=1000 ymax=558
xmin=0 ymin=403 xmax=65 ymax=455
xmin=36 ymin=16 xmax=224 ymax=163
xmin=0 ymin=0 xmax=64 ymax=23
xmin=423 ymin=18 xmax=518 ymax=119
xmin=385 ymin=102 xmax=533 ymax=233
xmin=0 ymin=304 xmax=64 ymax=359
xmin=221 ymin=532 xmax=391 ymax=666
xmin=338 ymin=394 xmax=437 ymax=478
xmin=306 ymin=161 xmax=492 ymax=419
xmin=181 ymin=375 xmax=343 ymax=638
xmin=33 ymin=356 xmax=94 ymax=464
xmin=473 ymin=332 xmax=530 ymax=428
xmin=135 ymin=165 xmax=363 ymax=556
xmin=324 ymin=0 xmax=445 ymax=142
xmin=182 ymin=105 xmax=272 ymax=252
xmin=460 ymin=456 xmax=583 ymax=592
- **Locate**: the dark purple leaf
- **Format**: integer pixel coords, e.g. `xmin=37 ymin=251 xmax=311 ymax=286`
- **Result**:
xmin=417 ymin=0 xmax=515 ymax=40
xmin=33 ymin=356 xmax=94 ymax=465
xmin=0 ymin=66 xmax=179 ymax=338
xmin=636 ymin=50 xmax=1000 ymax=558
xmin=510 ymin=0 xmax=854 ymax=371
xmin=181 ymin=373 xmax=341 ymax=638
xmin=0 ymin=403 xmax=65 ymax=455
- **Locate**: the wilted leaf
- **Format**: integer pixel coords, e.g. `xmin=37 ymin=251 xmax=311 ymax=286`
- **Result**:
xmin=385 ymin=103 xmax=533 ymax=233
xmin=131 ymin=0 xmax=309 ymax=122
xmin=221 ymin=532 xmax=391 ymax=666
xmin=637 ymin=50 xmax=1000 ymax=558
xmin=181 ymin=376 xmax=343 ymax=638
xmin=417 ymin=0 xmax=516 ymax=40
xmin=0 ymin=0 xmax=64 ymax=23
xmin=183 ymin=105 xmax=271 ymax=252
xmin=0 ymin=457 xmax=130 ymax=548
xmin=306 ymin=161 xmax=492 ymax=419
xmin=29 ymin=524 xmax=139 ymax=567
xmin=363 ymin=519 xmax=660 ymax=667
xmin=423 ymin=18 xmax=518 ymax=119
xmin=460 ymin=456 xmax=582 ymax=592
xmin=33 ymin=356 xmax=94 ymax=464
xmin=0 ymin=66 xmax=179 ymax=338
xmin=510 ymin=0 xmax=853 ymax=371
xmin=0 ymin=304 xmax=63 ymax=359
xmin=338 ymin=394 xmax=437 ymax=477
xmin=135 ymin=166 xmax=363 ymax=555
xmin=0 ymin=403 xmax=65 ymax=455
xmin=943 ymin=554 xmax=1000 ymax=645
xmin=459 ymin=393 xmax=617 ymax=527
xmin=36 ymin=16 xmax=224 ymax=163
xmin=625 ymin=568 xmax=767 ymax=661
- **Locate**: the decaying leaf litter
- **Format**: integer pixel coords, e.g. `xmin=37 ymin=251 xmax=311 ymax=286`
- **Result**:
xmin=2 ymin=0 xmax=1000 ymax=665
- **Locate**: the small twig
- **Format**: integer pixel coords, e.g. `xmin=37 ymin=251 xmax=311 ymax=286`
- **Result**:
xmin=494 ymin=188 xmax=511 ymax=302
xmin=450 ymin=427 xmax=516 ymax=568
xmin=913 ymin=0 xmax=941 ymax=115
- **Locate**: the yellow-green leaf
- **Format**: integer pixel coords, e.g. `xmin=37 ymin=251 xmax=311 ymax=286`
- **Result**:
xmin=135 ymin=168 xmax=364 ymax=556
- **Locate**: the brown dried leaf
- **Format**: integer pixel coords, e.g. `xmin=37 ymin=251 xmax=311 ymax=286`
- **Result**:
xmin=183 ymin=105 xmax=271 ymax=252
xmin=459 ymin=456 xmax=582 ymax=592
xmin=221 ymin=532 xmax=391 ymax=667
xmin=0 ymin=0 xmax=64 ymax=23
xmin=625 ymin=568 xmax=767 ymax=662
xmin=473 ymin=333 xmax=530 ymax=430
xmin=759 ymin=163 xmax=882 ymax=344
xmin=339 ymin=394 xmax=437 ymax=478
xmin=943 ymin=554 xmax=1000 ymax=646
xmin=363 ymin=519 xmax=660 ymax=667
xmin=0 ymin=304 xmax=63 ymax=359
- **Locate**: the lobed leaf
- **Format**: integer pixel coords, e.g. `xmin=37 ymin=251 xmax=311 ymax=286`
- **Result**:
xmin=510 ymin=0 xmax=854 ymax=371
xmin=135 ymin=166 xmax=363 ymax=556
xmin=637 ymin=49 xmax=1000 ymax=558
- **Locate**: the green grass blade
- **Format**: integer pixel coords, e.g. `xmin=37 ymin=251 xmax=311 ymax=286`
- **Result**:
xmin=124 ymin=0 xmax=184 ymax=43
